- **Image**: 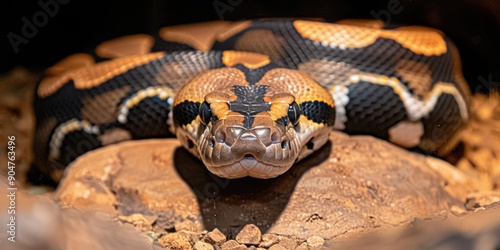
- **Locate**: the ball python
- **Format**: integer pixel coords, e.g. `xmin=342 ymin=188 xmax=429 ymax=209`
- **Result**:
xmin=34 ymin=19 xmax=470 ymax=181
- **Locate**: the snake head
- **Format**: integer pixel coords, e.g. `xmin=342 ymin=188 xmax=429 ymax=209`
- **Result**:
xmin=173 ymin=66 xmax=335 ymax=179
xmin=194 ymin=89 xmax=303 ymax=179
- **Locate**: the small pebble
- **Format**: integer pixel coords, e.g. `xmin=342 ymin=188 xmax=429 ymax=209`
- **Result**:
xmin=296 ymin=242 xmax=309 ymax=250
xmin=174 ymin=220 xmax=197 ymax=232
xmin=278 ymin=236 xmax=298 ymax=249
xmin=235 ymin=224 xmax=261 ymax=245
xmin=259 ymin=233 xmax=279 ymax=248
xmin=204 ymin=228 xmax=227 ymax=245
xmin=193 ymin=241 xmax=214 ymax=250
xmin=307 ymin=236 xmax=325 ymax=248
xmin=249 ymin=247 xmax=266 ymax=250
xmin=220 ymin=240 xmax=247 ymax=250
xmin=159 ymin=232 xmax=192 ymax=250
xmin=269 ymin=244 xmax=288 ymax=250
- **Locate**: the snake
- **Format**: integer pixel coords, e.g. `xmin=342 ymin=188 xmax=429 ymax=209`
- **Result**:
xmin=34 ymin=19 xmax=470 ymax=181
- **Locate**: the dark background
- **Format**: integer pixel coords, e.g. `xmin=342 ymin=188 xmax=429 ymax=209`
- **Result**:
xmin=1 ymin=0 xmax=499 ymax=92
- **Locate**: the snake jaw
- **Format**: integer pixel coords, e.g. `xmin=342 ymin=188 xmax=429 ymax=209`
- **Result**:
xmin=196 ymin=119 xmax=300 ymax=179
xmin=208 ymin=161 xmax=295 ymax=179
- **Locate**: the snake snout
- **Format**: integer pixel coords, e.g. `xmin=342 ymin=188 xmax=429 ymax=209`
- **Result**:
xmin=218 ymin=126 xmax=282 ymax=160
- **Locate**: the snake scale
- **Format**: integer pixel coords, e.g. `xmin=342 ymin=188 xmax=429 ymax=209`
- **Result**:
xmin=34 ymin=19 xmax=470 ymax=181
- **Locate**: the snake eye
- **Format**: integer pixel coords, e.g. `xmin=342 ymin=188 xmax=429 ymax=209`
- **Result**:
xmin=287 ymin=102 xmax=301 ymax=126
xmin=199 ymin=101 xmax=212 ymax=126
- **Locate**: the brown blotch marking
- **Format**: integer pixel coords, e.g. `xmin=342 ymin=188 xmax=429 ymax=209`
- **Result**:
xmin=268 ymin=93 xmax=295 ymax=122
xmin=396 ymin=59 xmax=432 ymax=98
xmin=269 ymin=102 xmax=292 ymax=121
xmin=205 ymin=92 xmax=232 ymax=103
xmin=45 ymin=53 xmax=95 ymax=76
xmin=222 ymin=51 xmax=271 ymax=69
xmin=388 ymin=120 xmax=424 ymax=148
xmin=99 ymin=128 xmax=132 ymax=146
xmin=257 ymin=68 xmax=335 ymax=107
xmin=233 ymin=29 xmax=286 ymax=62
xmin=174 ymin=68 xmax=248 ymax=106
xmin=205 ymin=91 xmax=232 ymax=120
xmin=250 ymin=112 xmax=275 ymax=128
xmin=95 ymin=34 xmax=155 ymax=59
xmin=298 ymin=59 xmax=360 ymax=87
xmin=221 ymin=112 xmax=246 ymax=127
xmin=210 ymin=102 xmax=231 ymax=120
xmin=81 ymin=86 xmax=131 ymax=124
xmin=155 ymin=62 xmax=209 ymax=91
xmin=271 ymin=93 xmax=295 ymax=104
xmin=335 ymin=19 xmax=384 ymax=29
xmin=159 ymin=21 xmax=231 ymax=51
xmin=38 ymin=75 xmax=72 ymax=98
xmin=293 ymin=20 xmax=447 ymax=56
xmin=38 ymin=52 xmax=164 ymax=98
xmin=395 ymin=25 xmax=443 ymax=35
xmin=216 ymin=20 xmax=252 ymax=42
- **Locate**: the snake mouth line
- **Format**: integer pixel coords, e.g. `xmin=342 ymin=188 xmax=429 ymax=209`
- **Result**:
xmin=206 ymin=156 xmax=293 ymax=179
xmin=243 ymin=154 xmax=255 ymax=160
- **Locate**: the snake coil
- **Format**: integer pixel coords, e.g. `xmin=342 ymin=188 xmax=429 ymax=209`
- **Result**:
xmin=34 ymin=19 xmax=469 ymax=180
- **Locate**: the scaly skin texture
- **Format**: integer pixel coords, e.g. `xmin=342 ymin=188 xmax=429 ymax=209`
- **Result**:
xmin=34 ymin=19 xmax=468 ymax=181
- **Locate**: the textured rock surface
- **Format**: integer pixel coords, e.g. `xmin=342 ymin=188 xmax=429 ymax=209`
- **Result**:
xmin=235 ymin=224 xmax=261 ymax=245
xmin=0 ymin=179 xmax=150 ymax=250
xmin=1 ymin=68 xmax=499 ymax=248
xmin=337 ymin=203 xmax=500 ymax=250
xmin=0 ymin=68 xmax=38 ymax=185
xmin=55 ymin=131 xmax=482 ymax=241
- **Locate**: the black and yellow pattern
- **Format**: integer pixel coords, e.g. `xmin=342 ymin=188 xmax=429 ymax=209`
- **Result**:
xmin=34 ymin=19 xmax=469 ymax=180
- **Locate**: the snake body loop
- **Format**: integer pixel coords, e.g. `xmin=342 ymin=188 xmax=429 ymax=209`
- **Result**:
xmin=34 ymin=19 xmax=469 ymax=180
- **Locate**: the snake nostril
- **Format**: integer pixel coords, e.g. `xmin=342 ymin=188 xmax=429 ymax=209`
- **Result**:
xmin=281 ymin=140 xmax=288 ymax=149
xmin=215 ymin=130 xmax=225 ymax=143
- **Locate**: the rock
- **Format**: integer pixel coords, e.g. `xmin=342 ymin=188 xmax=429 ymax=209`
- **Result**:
xmin=119 ymin=213 xmax=157 ymax=231
xmin=220 ymin=240 xmax=247 ymax=250
xmin=454 ymin=93 xmax=500 ymax=187
xmin=175 ymin=220 xmax=198 ymax=232
xmin=259 ymin=233 xmax=279 ymax=248
xmin=278 ymin=236 xmax=298 ymax=249
xmin=306 ymin=236 xmax=325 ymax=248
xmin=296 ymin=242 xmax=309 ymax=250
xmin=269 ymin=244 xmax=288 ymax=250
xmin=235 ymin=224 xmax=262 ymax=245
xmin=0 ymin=67 xmax=38 ymax=184
xmin=159 ymin=232 xmax=192 ymax=250
xmin=55 ymin=132 xmax=499 ymax=240
xmin=204 ymin=228 xmax=226 ymax=245
xmin=247 ymin=246 xmax=267 ymax=250
xmin=337 ymin=204 xmax=500 ymax=250
xmin=194 ymin=241 xmax=214 ymax=250
xmin=0 ymin=179 xmax=150 ymax=250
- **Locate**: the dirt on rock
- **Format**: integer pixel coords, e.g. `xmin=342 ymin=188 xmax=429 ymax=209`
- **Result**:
xmin=47 ymin=128 xmax=499 ymax=248
xmin=1 ymin=68 xmax=500 ymax=249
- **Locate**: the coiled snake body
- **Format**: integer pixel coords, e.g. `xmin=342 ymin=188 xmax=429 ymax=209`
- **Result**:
xmin=34 ymin=19 xmax=470 ymax=180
